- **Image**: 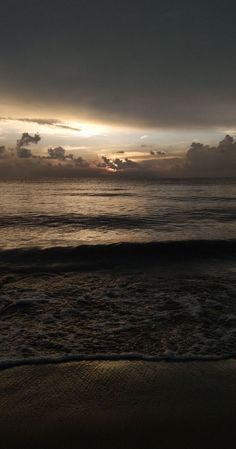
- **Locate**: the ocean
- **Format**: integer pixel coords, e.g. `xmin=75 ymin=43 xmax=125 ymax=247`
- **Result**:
xmin=0 ymin=178 xmax=236 ymax=366
xmin=0 ymin=178 xmax=236 ymax=248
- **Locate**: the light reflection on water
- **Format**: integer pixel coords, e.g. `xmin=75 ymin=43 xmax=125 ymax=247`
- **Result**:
xmin=0 ymin=178 xmax=235 ymax=249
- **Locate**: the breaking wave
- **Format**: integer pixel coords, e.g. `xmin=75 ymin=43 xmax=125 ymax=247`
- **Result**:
xmin=0 ymin=239 xmax=235 ymax=271
xmin=1 ymin=240 xmax=235 ymax=365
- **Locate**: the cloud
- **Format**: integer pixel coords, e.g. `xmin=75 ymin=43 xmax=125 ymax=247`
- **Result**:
xmin=0 ymin=117 xmax=81 ymax=132
xmin=48 ymin=146 xmax=66 ymax=159
xmin=74 ymin=156 xmax=89 ymax=167
xmin=16 ymin=132 xmax=41 ymax=149
xmin=0 ymin=132 xmax=41 ymax=158
xmin=108 ymin=135 xmax=236 ymax=177
xmin=15 ymin=132 xmax=41 ymax=158
xmin=47 ymin=146 xmax=89 ymax=166
xmin=0 ymin=132 xmax=235 ymax=179
xmin=0 ymin=146 xmax=6 ymax=158
xmin=1 ymin=2 xmax=236 ymax=129
xmin=0 ymin=157 xmax=100 ymax=179
xmin=150 ymin=150 xmax=166 ymax=156
xmin=184 ymin=134 xmax=236 ymax=176
xmin=16 ymin=147 xmax=32 ymax=158
xmin=99 ymin=156 xmax=138 ymax=171
xmin=54 ymin=124 xmax=81 ymax=132
xmin=0 ymin=133 xmax=95 ymax=177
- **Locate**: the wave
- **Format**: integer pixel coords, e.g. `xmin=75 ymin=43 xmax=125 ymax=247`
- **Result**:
xmin=0 ymin=239 xmax=235 ymax=271
xmin=0 ymin=208 xmax=235 ymax=229
xmin=1 ymin=351 xmax=236 ymax=371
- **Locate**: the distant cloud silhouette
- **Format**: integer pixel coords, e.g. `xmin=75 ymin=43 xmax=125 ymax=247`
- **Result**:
xmin=150 ymin=150 xmax=166 ymax=156
xmin=15 ymin=132 xmax=41 ymax=158
xmin=16 ymin=132 xmax=41 ymax=150
xmin=99 ymin=156 xmax=138 ymax=171
xmin=185 ymin=134 xmax=236 ymax=176
xmin=46 ymin=147 xmax=89 ymax=166
xmin=74 ymin=156 xmax=89 ymax=167
xmin=0 ymin=117 xmax=81 ymax=132
xmin=16 ymin=147 xmax=32 ymax=158
xmin=157 ymin=151 xmax=166 ymax=156
xmin=48 ymin=146 xmax=66 ymax=159
xmin=0 ymin=146 xmax=6 ymax=158
xmin=0 ymin=133 xmax=235 ymax=178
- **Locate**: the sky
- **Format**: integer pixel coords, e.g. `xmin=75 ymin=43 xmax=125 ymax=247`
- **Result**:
xmin=0 ymin=0 xmax=236 ymax=177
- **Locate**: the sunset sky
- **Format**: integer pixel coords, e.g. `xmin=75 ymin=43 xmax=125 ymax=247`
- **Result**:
xmin=0 ymin=0 xmax=236 ymax=177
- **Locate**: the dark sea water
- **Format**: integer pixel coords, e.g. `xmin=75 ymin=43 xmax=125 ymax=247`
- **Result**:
xmin=0 ymin=178 xmax=236 ymax=366
xmin=0 ymin=178 xmax=236 ymax=248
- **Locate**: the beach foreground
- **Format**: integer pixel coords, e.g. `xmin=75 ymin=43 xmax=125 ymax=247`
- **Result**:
xmin=0 ymin=360 xmax=236 ymax=449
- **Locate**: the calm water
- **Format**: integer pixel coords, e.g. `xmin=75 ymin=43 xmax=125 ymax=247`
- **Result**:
xmin=0 ymin=178 xmax=235 ymax=249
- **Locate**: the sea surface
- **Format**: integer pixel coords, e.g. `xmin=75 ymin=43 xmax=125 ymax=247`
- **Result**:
xmin=0 ymin=178 xmax=236 ymax=248
xmin=0 ymin=178 xmax=236 ymax=366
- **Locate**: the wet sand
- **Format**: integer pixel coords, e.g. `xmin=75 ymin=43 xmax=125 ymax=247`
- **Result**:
xmin=0 ymin=360 xmax=236 ymax=449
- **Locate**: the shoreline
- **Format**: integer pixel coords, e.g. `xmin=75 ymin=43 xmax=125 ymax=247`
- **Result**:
xmin=0 ymin=359 xmax=236 ymax=449
xmin=1 ymin=352 xmax=236 ymax=371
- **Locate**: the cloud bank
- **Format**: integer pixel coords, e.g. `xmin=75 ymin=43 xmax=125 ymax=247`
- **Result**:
xmin=184 ymin=135 xmax=236 ymax=177
xmin=0 ymin=133 xmax=235 ymax=179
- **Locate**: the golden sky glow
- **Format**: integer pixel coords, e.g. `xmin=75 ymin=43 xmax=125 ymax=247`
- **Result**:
xmin=0 ymin=96 xmax=233 ymax=163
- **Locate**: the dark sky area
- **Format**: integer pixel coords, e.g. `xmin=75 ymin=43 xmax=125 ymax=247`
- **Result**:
xmin=0 ymin=0 xmax=236 ymax=178
xmin=1 ymin=0 xmax=236 ymax=128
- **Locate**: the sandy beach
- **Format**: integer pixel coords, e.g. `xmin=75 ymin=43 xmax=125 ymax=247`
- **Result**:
xmin=0 ymin=359 xmax=236 ymax=449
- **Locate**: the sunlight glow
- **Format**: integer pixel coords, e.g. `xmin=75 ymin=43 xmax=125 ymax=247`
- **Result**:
xmin=67 ymin=121 xmax=110 ymax=138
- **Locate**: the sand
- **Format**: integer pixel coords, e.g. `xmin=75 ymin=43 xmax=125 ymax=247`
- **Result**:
xmin=0 ymin=360 xmax=236 ymax=449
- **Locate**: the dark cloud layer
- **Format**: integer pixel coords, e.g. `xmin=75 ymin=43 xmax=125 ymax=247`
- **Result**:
xmin=1 ymin=1 xmax=236 ymax=127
